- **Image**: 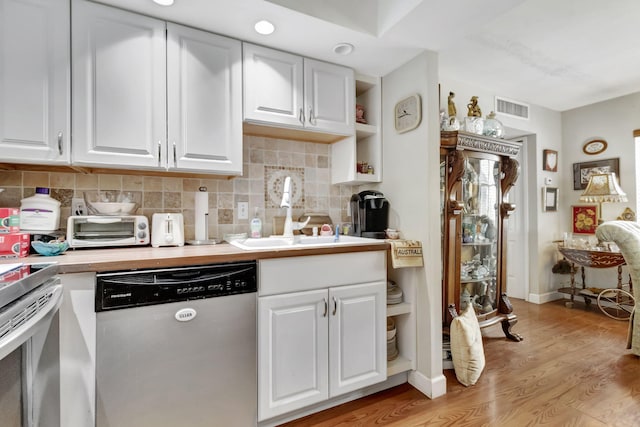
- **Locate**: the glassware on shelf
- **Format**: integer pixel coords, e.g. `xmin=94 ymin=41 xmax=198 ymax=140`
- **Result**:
xmin=463 ymin=116 xmax=484 ymax=135
xmin=483 ymin=111 xmax=505 ymax=138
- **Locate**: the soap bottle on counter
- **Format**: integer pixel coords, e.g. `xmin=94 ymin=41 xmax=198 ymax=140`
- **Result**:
xmin=250 ymin=208 xmax=262 ymax=238
xmin=20 ymin=187 xmax=61 ymax=231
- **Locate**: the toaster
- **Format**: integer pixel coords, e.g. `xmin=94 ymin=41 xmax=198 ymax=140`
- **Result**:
xmin=151 ymin=213 xmax=184 ymax=247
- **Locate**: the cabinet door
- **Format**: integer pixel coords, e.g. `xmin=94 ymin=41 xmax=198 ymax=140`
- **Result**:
xmin=0 ymin=0 xmax=69 ymax=164
xmin=243 ymin=43 xmax=304 ymax=128
xmin=72 ymin=0 xmax=166 ymax=169
xmin=304 ymin=58 xmax=354 ymax=135
xmin=167 ymin=23 xmax=242 ymax=174
xmin=258 ymin=290 xmax=328 ymax=421
xmin=329 ymin=281 xmax=386 ymax=397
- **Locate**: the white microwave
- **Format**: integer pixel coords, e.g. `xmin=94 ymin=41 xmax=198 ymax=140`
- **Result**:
xmin=67 ymin=215 xmax=149 ymax=248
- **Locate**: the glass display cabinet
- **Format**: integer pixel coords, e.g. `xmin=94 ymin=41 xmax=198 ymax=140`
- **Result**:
xmin=440 ymin=131 xmax=523 ymax=341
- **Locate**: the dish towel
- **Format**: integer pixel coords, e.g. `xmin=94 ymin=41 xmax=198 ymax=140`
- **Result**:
xmin=388 ymin=239 xmax=424 ymax=268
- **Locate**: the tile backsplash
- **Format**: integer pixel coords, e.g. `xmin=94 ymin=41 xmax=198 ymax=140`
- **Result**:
xmin=0 ymin=135 xmax=357 ymax=240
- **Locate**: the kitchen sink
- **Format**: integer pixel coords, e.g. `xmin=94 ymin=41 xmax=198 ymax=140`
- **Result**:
xmin=229 ymin=235 xmax=383 ymax=250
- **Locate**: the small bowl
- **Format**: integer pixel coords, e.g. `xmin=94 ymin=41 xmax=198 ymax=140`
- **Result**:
xmin=31 ymin=240 xmax=69 ymax=256
xmin=84 ymin=191 xmax=141 ymax=216
xmin=385 ymin=229 xmax=400 ymax=239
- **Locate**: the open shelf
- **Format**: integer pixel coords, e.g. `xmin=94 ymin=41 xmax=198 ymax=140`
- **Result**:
xmin=387 ymin=302 xmax=411 ymax=317
xmin=387 ymin=355 xmax=412 ymax=376
xmin=331 ymin=73 xmax=381 ymax=184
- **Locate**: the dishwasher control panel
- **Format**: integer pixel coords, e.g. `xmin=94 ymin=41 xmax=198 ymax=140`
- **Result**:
xmin=95 ymin=261 xmax=257 ymax=312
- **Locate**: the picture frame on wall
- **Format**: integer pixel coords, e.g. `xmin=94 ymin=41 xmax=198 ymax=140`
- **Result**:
xmin=543 ymin=149 xmax=558 ymax=172
xmin=542 ymin=187 xmax=558 ymax=211
xmin=572 ymin=205 xmax=599 ymax=234
xmin=572 ymin=158 xmax=620 ymax=190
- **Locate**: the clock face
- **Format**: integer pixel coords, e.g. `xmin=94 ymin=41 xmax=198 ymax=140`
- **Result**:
xmin=583 ymin=139 xmax=607 ymax=155
xmin=395 ymin=94 xmax=421 ymax=133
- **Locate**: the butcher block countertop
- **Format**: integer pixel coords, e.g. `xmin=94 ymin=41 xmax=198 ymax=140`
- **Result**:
xmin=2 ymin=241 xmax=390 ymax=274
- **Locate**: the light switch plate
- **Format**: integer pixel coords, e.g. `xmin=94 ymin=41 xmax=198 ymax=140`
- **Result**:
xmin=238 ymin=202 xmax=249 ymax=219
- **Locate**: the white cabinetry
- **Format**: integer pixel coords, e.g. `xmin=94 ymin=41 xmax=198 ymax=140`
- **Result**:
xmin=72 ymin=0 xmax=242 ymax=175
xmin=166 ymin=23 xmax=242 ymax=173
xmin=258 ymin=252 xmax=386 ymax=421
xmin=0 ymin=0 xmax=69 ymax=164
xmin=243 ymin=43 xmax=354 ymax=141
xmin=331 ymin=74 xmax=382 ymax=184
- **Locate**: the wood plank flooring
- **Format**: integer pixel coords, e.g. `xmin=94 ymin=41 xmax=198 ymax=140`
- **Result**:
xmin=281 ymin=298 xmax=640 ymax=427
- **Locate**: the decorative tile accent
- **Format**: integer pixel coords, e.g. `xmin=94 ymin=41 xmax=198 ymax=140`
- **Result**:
xmin=265 ymin=166 xmax=304 ymax=209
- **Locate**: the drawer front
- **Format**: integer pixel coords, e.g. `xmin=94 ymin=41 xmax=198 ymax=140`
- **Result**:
xmin=259 ymin=251 xmax=386 ymax=296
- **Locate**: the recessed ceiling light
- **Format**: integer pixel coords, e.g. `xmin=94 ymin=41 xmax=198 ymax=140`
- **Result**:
xmin=254 ymin=20 xmax=275 ymax=35
xmin=333 ymin=43 xmax=354 ymax=55
xmin=153 ymin=0 xmax=174 ymax=6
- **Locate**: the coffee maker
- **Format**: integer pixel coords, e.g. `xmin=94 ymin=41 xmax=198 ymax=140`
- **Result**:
xmin=350 ymin=191 xmax=389 ymax=239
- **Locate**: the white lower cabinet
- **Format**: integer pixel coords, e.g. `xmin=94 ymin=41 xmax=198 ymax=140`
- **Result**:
xmin=258 ymin=252 xmax=387 ymax=421
xmin=258 ymin=289 xmax=329 ymax=420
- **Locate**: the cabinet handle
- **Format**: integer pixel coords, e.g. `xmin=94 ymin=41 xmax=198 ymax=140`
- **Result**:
xmin=57 ymin=131 xmax=63 ymax=155
xmin=308 ymin=107 xmax=315 ymax=125
xmin=323 ymin=298 xmax=328 ymax=317
xmin=172 ymin=141 xmax=177 ymax=167
xmin=157 ymin=141 xmax=162 ymax=166
xmin=332 ymin=296 xmax=337 ymax=316
xmin=298 ymin=108 xmax=305 ymax=125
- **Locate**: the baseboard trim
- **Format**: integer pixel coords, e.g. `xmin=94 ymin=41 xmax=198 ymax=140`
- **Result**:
xmin=408 ymin=370 xmax=446 ymax=399
xmin=528 ymin=291 xmax=563 ymax=304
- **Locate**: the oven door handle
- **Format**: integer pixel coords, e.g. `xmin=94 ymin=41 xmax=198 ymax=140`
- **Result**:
xmin=0 ymin=283 xmax=63 ymax=361
xmin=86 ymin=218 xmax=124 ymax=224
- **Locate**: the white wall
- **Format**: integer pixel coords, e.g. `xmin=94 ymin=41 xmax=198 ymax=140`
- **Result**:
xmin=374 ymin=51 xmax=446 ymax=398
xmin=438 ymin=79 xmax=564 ymax=301
xmin=560 ymin=92 xmax=640 ymax=288
xmin=562 ymin=92 xmax=640 ymax=225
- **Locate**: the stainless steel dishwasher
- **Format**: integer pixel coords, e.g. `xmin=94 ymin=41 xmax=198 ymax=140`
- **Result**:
xmin=95 ymin=261 xmax=257 ymax=427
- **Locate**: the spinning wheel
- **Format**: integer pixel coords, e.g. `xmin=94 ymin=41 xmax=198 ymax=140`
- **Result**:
xmin=597 ymin=288 xmax=635 ymax=320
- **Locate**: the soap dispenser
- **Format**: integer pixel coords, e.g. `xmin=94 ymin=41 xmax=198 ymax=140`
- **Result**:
xmin=250 ymin=208 xmax=262 ymax=238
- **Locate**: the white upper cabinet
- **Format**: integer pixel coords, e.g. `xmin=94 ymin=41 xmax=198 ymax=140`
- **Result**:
xmin=72 ymin=0 xmax=166 ymax=169
xmin=72 ymin=0 xmax=242 ymax=175
xmin=243 ymin=43 xmax=354 ymax=138
xmin=0 ymin=0 xmax=70 ymax=164
xmin=304 ymin=58 xmax=354 ymax=135
xmin=167 ymin=23 xmax=242 ymax=173
xmin=243 ymin=44 xmax=304 ymax=128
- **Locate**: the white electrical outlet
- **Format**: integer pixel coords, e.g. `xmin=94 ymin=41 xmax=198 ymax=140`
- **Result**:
xmin=238 ymin=202 xmax=249 ymax=220
xmin=72 ymin=198 xmax=88 ymax=216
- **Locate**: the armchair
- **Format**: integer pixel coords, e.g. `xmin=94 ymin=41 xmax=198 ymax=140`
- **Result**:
xmin=596 ymin=221 xmax=640 ymax=356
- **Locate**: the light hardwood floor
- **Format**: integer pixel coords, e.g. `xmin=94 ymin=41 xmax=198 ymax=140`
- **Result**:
xmin=282 ymin=298 xmax=640 ymax=427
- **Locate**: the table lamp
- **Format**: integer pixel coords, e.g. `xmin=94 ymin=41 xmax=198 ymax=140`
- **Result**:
xmin=579 ymin=172 xmax=628 ymax=224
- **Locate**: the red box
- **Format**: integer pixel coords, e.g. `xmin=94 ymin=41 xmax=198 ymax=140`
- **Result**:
xmin=0 ymin=264 xmax=31 ymax=283
xmin=0 ymin=233 xmax=30 ymax=258
xmin=0 ymin=208 xmax=20 ymax=233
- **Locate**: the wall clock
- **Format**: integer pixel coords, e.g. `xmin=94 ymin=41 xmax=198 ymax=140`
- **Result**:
xmin=582 ymin=139 xmax=607 ymax=155
xmin=394 ymin=94 xmax=421 ymax=134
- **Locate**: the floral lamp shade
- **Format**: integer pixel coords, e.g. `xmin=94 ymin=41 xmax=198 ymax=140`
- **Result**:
xmin=578 ymin=172 xmax=628 ymax=225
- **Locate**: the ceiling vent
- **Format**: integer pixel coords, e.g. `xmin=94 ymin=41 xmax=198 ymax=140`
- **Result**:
xmin=495 ymin=96 xmax=529 ymax=120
